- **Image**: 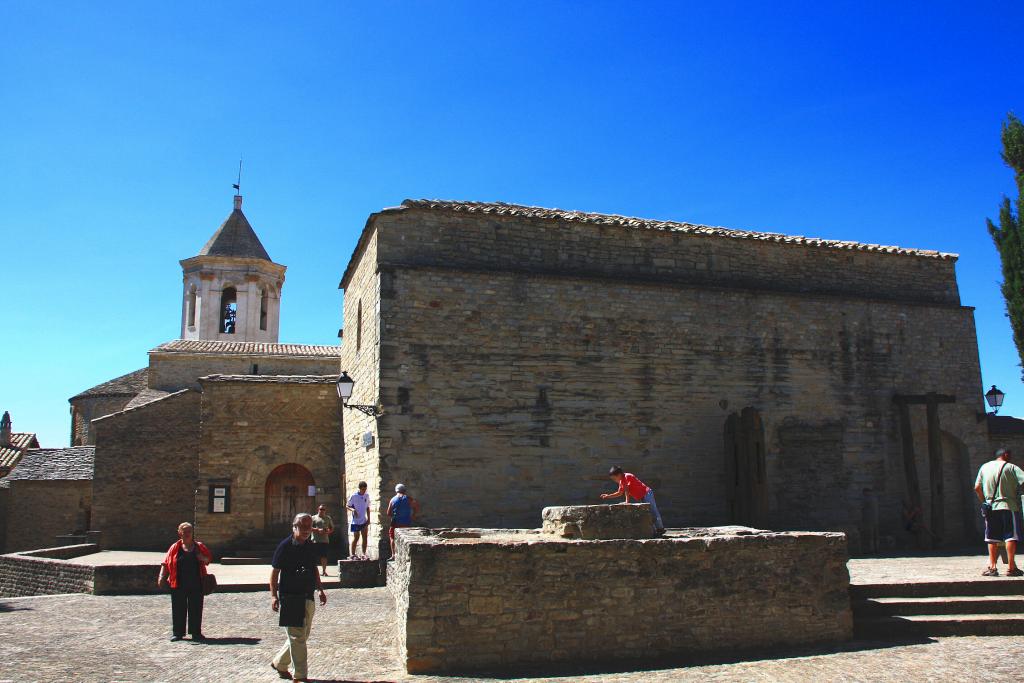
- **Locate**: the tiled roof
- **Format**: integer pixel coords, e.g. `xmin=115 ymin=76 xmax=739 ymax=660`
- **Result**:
xmin=197 ymin=208 xmax=272 ymax=261
xmin=123 ymin=387 xmax=172 ymax=410
xmin=398 ymin=199 xmax=956 ymax=260
xmin=1 ymin=447 xmax=95 ymax=481
xmin=70 ymin=368 xmax=149 ymax=400
xmin=151 ymin=340 xmax=341 ymax=357
xmin=200 ymin=374 xmax=339 ymax=384
xmin=0 ymin=433 xmax=40 ymax=470
xmin=93 ymin=389 xmax=193 ymax=423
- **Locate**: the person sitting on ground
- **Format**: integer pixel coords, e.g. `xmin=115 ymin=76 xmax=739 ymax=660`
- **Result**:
xmin=975 ymin=447 xmax=1024 ymax=577
xmin=386 ymin=483 xmax=420 ymax=558
xmin=311 ymin=505 xmax=335 ymax=577
xmin=600 ymin=466 xmax=666 ymax=535
xmin=347 ymin=481 xmax=371 ymax=559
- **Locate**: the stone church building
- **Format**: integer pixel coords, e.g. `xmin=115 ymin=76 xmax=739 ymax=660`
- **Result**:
xmin=49 ymin=196 xmax=342 ymax=552
xmin=0 ymin=195 xmax=1006 ymax=556
xmin=339 ymin=200 xmax=992 ymax=554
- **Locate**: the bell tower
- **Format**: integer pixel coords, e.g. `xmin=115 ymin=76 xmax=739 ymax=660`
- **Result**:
xmin=179 ymin=195 xmax=286 ymax=342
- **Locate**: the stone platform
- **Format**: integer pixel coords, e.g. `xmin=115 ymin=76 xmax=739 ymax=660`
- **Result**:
xmin=388 ymin=506 xmax=852 ymax=674
xmin=0 ymin=547 xmax=344 ymax=597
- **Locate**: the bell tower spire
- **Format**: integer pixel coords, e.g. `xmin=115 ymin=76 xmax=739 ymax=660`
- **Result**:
xmin=178 ymin=189 xmax=286 ymax=342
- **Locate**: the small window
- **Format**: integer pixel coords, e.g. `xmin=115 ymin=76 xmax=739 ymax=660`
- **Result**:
xmin=209 ymin=485 xmax=231 ymax=513
xmin=187 ymin=285 xmax=197 ymax=328
xmin=220 ymin=287 xmax=237 ymax=334
xmin=259 ymin=289 xmax=268 ymax=331
xmin=356 ymin=299 xmax=363 ymax=352
xmin=251 ymin=363 xmax=259 ymax=374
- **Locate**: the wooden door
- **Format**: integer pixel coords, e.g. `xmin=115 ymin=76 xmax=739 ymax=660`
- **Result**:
xmin=724 ymin=407 xmax=768 ymax=527
xmin=265 ymin=463 xmax=316 ymax=537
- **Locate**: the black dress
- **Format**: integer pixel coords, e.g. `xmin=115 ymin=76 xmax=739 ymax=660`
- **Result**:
xmin=171 ymin=546 xmax=204 ymax=638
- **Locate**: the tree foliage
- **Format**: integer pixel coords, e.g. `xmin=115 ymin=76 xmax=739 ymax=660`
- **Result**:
xmin=987 ymin=113 xmax=1024 ymax=377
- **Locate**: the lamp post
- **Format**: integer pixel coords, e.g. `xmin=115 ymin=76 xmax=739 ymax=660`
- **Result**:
xmin=985 ymin=385 xmax=1005 ymax=416
xmin=336 ymin=371 xmax=384 ymax=417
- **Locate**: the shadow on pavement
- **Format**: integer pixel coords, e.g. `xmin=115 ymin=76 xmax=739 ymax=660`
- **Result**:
xmin=438 ymin=636 xmax=939 ymax=679
xmin=194 ymin=636 xmax=261 ymax=645
xmin=0 ymin=602 xmax=32 ymax=613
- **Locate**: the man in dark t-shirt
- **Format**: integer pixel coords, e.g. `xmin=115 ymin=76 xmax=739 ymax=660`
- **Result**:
xmin=270 ymin=513 xmax=327 ymax=682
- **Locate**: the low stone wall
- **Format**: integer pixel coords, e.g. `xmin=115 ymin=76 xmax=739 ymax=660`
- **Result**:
xmin=0 ymin=553 xmax=95 ymax=597
xmin=389 ymin=526 xmax=852 ymax=673
xmin=90 ymin=563 xmax=162 ymax=595
xmin=0 ymin=545 xmax=159 ymax=598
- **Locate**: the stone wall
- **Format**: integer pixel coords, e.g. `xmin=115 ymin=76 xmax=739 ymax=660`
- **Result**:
xmin=341 ymin=208 xmax=988 ymax=549
xmin=91 ymin=391 xmax=201 ymax=550
xmin=0 ymin=552 xmax=94 ymax=597
xmin=339 ymin=228 xmax=385 ymax=553
xmin=371 ymin=206 xmax=960 ymax=305
xmin=70 ymin=395 xmax=134 ymax=446
xmin=389 ymin=526 xmax=852 ymax=673
xmin=371 ymin=265 xmax=988 ymax=543
xmin=193 ymin=377 xmax=343 ymax=550
xmin=148 ymin=353 xmax=339 ymax=392
xmin=3 ymin=480 xmax=92 ymax=553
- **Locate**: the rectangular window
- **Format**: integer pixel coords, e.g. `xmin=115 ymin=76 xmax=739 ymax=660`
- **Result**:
xmin=209 ymin=485 xmax=231 ymax=513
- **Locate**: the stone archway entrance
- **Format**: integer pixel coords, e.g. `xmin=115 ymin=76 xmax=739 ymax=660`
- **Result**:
xmin=724 ymin=407 xmax=769 ymax=527
xmin=265 ymin=463 xmax=316 ymax=537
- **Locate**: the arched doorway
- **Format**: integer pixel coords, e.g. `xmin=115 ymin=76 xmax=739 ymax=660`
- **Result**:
xmin=265 ymin=463 xmax=316 ymax=537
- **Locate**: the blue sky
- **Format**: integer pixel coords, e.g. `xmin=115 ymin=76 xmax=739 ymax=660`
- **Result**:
xmin=1 ymin=3 xmax=1023 ymax=446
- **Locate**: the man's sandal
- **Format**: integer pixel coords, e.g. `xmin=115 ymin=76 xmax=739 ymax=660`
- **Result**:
xmin=1007 ymin=568 xmax=1024 ymax=577
xmin=271 ymin=663 xmax=291 ymax=679
xmin=982 ymin=567 xmax=999 ymax=577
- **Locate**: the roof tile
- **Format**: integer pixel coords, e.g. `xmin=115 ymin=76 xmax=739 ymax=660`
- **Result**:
xmin=152 ymin=340 xmax=341 ymax=358
xmin=399 ymin=199 xmax=956 ymax=260
xmin=1 ymin=447 xmax=94 ymax=481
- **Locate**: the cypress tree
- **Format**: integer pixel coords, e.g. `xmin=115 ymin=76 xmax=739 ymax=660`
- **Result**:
xmin=987 ymin=113 xmax=1024 ymax=377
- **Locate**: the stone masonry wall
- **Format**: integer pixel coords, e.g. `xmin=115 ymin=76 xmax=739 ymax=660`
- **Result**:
xmin=70 ymin=395 xmax=134 ymax=446
xmin=0 ymin=553 xmax=94 ymax=598
xmin=4 ymin=481 xmax=92 ymax=553
xmin=91 ymin=391 xmax=201 ymax=550
xmin=373 ymin=207 xmax=960 ymax=305
xmin=193 ymin=378 xmax=343 ymax=550
xmin=148 ymin=353 xmax=339 ymax=392
xmin=389 ymin=527 xmax=852 ymax=673
xmin=372 ymin=265 xmax=988 ymax=545
xmin=340 ymin=228 xmax=385 ymax=553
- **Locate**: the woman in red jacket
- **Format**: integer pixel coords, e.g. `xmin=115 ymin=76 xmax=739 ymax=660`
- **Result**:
xmin=157 ymin=522 xmax=212 ymax=641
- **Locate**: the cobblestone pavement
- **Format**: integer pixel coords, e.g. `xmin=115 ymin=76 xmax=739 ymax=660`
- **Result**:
xmin=1 ymin=587 xmax=1022 ymax=682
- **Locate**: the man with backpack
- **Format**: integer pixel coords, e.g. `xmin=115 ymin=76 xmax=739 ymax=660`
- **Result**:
xmin=386 ymin=483 xmax=420 ymax=558
xmin=975 ymin=448 xmax=1024 ymax=577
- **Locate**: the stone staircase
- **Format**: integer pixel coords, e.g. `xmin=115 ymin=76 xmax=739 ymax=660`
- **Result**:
xmin=852 ymin=579 xmax=1024 ymax=638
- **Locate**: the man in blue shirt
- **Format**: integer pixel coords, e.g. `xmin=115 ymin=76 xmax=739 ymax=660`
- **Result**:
xmin=269 ymin=513 xmax=327 ymax=682
xmin=386 ymin=483 xmax=420 ymax=558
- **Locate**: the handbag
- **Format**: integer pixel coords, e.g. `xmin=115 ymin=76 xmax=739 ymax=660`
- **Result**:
xmin=202 ymin=573 xmax=217 ymax=596
xmin=981 ymin=461 xmax=1009 ymax=520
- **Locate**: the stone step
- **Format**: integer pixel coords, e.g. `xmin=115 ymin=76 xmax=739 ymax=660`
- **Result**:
xmin=853 ymin=595 xmax=1024 ymax=616
xmin=854 ymin=613 xmax=1024 ymax=639
xmin=851 ymin=580 xmax=1024 ymax=599
xmin=219 ymin=556 xmax=272 ymax=565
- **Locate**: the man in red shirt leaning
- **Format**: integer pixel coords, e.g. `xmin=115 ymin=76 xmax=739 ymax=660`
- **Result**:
xmin=600 ymin=466 xmax=666 ymax=535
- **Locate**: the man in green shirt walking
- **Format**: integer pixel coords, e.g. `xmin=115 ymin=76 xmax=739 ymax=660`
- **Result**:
xmin=974 ymin=448 xmax=1024 ymax=577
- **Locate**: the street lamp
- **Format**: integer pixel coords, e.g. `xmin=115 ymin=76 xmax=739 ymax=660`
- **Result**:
xmin=336 ymin=371 xmax=384 ymax=417
xmin=985 ymin=385 xmax=1005 ymax=415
